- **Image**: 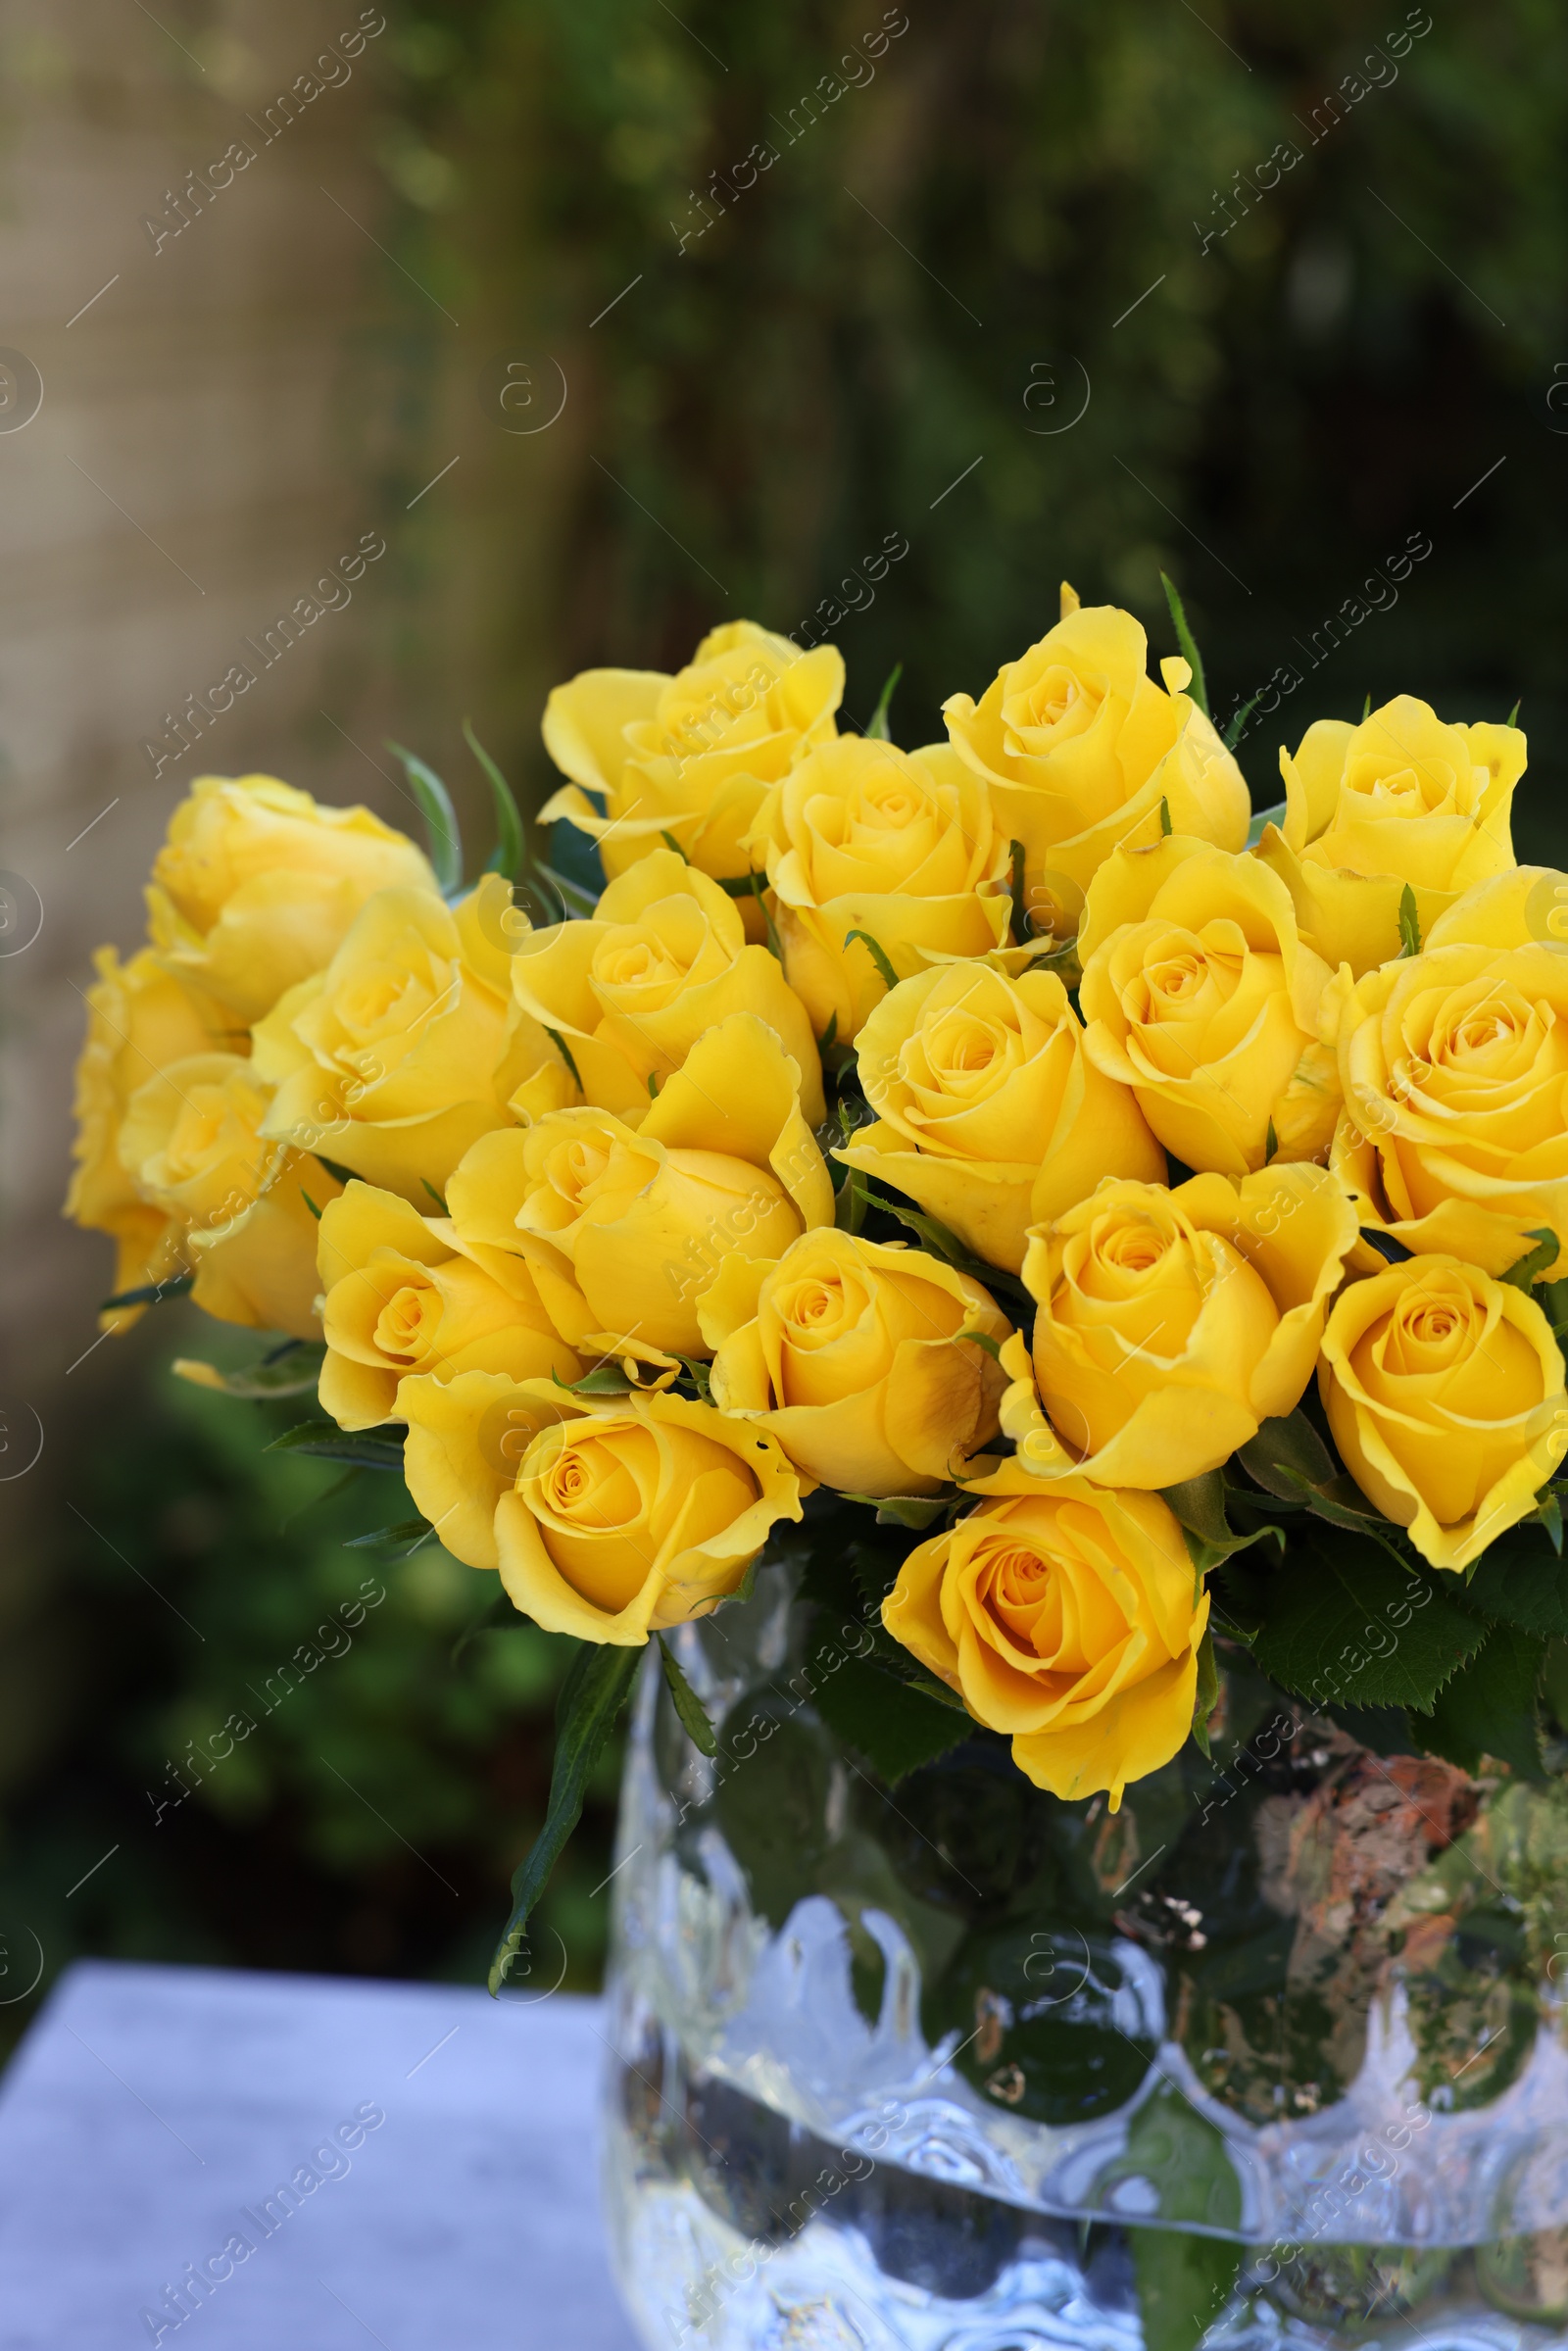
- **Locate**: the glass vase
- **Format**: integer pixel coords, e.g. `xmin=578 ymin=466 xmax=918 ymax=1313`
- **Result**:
xmin=601 ymin=1538 xmax=1568 ymax=2351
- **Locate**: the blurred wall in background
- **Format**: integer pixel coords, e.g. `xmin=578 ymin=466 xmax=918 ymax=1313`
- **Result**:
xmin=3 ymin=0 xmax=1568 ymax=2019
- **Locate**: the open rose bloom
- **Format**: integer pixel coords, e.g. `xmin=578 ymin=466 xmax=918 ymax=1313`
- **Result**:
xmin=67 ymin=582 xmax=1568 ymax=2287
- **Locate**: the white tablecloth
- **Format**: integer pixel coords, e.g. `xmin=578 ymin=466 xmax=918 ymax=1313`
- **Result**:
xmin=0 ymin=1960 xmax=642 ymax=2349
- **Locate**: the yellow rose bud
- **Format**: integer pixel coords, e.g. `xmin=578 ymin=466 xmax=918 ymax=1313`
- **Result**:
xmin=115 ymin=1052 xmax=342 ymax=1339
xmin=1255 ymin=697 xmax=1526 ymax=975
xmin=511 ymin=847 xmax=824 ymax=1125
xmin=317 ymin=1180 xmax=581 ymax=1431
xmin=1020 ymin=1165 xmax=1359 ymax=1487
xmin=146 ymin=773 xmax=436 ymax=1022
xmin=447 ymin=1011 xmax=834 ymax=1360
xmin=883 ymin=1467 xmax=1208 ymax=1809
xmin=699 ymin=1228 xmax=1011 ymax=1494
xmin=942 ymin=605 xmax=1249 ymax=927
xmin=836 ymin=961 xmax=1164 ymax=1274
xmin=745 ymin=738 xmax=1011 ymax=1043
xmin=399 ymin=1370 xmax=805 ymax=1641
xmin=253 ymin=883 xmax=519 ymax=1202
xmin=1329 ymin=920 xmax=1568 ymax=1277
xmin=1078 ymin=835 xmax=1341 ymax=1176
xmin=1318 ymin=1253 xmax=1568 ymax=1571
xmin=539 ymin=620 xmax=844 ymax=902
xmin=65 ymin=947 xmax=234 ymax=1319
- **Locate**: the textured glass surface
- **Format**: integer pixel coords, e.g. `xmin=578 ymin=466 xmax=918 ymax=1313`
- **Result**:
xmin=602 ymin=1555 xmax=1568 ymax=2350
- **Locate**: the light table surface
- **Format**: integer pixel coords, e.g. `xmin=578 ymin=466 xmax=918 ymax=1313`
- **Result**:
xmin=0 ymin=1959 xmax=642 ymax=2349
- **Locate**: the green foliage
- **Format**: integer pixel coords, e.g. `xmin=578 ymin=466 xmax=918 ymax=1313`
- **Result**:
xmin=657 ymin=1636 xmax=718 ymax=1756
xmin=463 ymin=718 xmax=526 ymax=879
xmin=3 ymin=1366 xmax=614 ymax=2035
xmin=1220 ymin=1529 xmax=1486 ymax=1713
xmin=488 ymin=1641 xmax=642 ymax=1993
xmin=1159 ymin=572 xmax=1209 ymax=716
xmin=387 ymin=741 xmax=464 ymax=892
xmin=1100 ymin=2083 xmax=1244 ymax=2351
xmin=810 ymin=1652 xmax=972 ymax=1784
xmin=1412 ymin=1625 xmax=1548 ymax=1782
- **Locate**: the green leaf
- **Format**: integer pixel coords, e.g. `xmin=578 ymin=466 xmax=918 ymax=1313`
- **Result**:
xmin=451 ymin=1588 xmax=521 ymax=1666
xmin=300 ymin=1190 xmax=322 ymax=1222
xmin=1224 ymin=692 xmax=1264 ymax=752
xmin=1008 ymin=837 xmax=1029 ymax=943
xmin=1100 ymin=2083 xmax=1243 ymax=2351
xmin=1159 ymin=572 xmax=1210 ymax=718
xmin=816 ymin=1008 xmax=839 ymax=1055
xmin=842 ymin=1491 xmax=951 ymax=1531
xmin=387 ymin=741 xmax=463 ymax=894
xmin=557 ymin=1364 xmax=633 ymax=1396
xmin=847 ymin=1175 xmax=1031 ymax=1310
xmin=1158 ymin=793 xmax=1172 ymax=837
xmin=267 ymin=1423 xmax=406 ymax=1472
xmin=808 ymin=1651 xmax=971 ymax=1783
xmin=844 ymin=926 xmax=900 ymax=992
xmin=1235 ymin=1410 xmax=1335 ymax=1501
xmin=1131 ymin=2229 xmax=1242 ymax=2351
xmin=343 ymin=1516 xmax=432 ymax=1550
xmin=960 ymin=1326 xmax=1004 ymax=1363
xmin=544 ymin=1025 xmax=584 ymax=1092
xmin=1233 ymin=1532 xmax=1486 ymax=1712
xmin=658 ymin=1636 xmax=718 ymax=1757
xmin=1397 ymin=883 xmax=1422 ymax=958
xmin=1160 ymin=1470 xmax=1283 ymax=1582
xmin=1245 ymin=797 xmax=1287 ymax=848
xmin=1410 ymin=1623 xmax=1547 ymax=1782
xmin=1363 ymin=692 xmax=1373 ymax=719
xmin=1456 ymin=1535 xmax=1568 ymax=1637
xmin=1264 ymin=1116 xmax=1278 ymax=1162
xmin=420 ymin=1178 xmax=450 ymax=1215
xmin=1191 ymin=1627 xmax=1220 ymax=1759
xmin=658 ymin=828 xmax=688 ymax=859
xmin=101 ymin=1272 xmax=194 ymax=1311
xmin=1506 ymin=698 xmax=1521 ymax=727
xmin=488 ymin=1641 xmax=642 ymax=1994
xmin=1533 ymin=1490 xmax=1564 ymax=1555
xmin=463 ymin=719 xmax=524 ymax=881
xmin=534 ymin=861 xmax=599 ymax=917
xmin=174 ymin=1341 xmax=326 ymax=1398
xmin=865 ymin=661 xmax=903 ymax=741
xmin=1499 ymin=1228 xmax=1559 ymax=1291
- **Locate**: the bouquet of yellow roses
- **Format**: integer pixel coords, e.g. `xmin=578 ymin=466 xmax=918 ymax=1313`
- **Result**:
xmin=68 ymin=591 xmax=1568 ymax=1995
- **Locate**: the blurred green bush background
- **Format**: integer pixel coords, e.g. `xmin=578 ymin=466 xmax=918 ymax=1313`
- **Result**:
xmin=10 ymin=0 xmax=1568 ymax=2029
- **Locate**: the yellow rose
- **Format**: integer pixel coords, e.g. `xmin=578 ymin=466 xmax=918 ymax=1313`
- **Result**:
xmin=1078 ymin=835 xmax=1341 ymax=1176
xmin=1327 ymin=911 xmax=1568 ymax=1277
xmin=539 ymin=620 xmax=844 ymax=899
xmin=1255 ymin=697 xmax=1526 ymax=975
xmin=447 ymin=1012 xmax=834 ymax=1359
xmin=883 ymin=1467 xmax=1208 ymax=1808
xmin=1015 ymin=1165 xmax=1358 ymax=1487
xmin=836 ymin=961 xmax=1164 ymax=1274
xmin=510 ymin=846 xmax=824 ymax=1125
xmin=65 ymin=947 xmax=234 ymax=1316
xmin=744 ymin=737 xmax=1010 ymax=1043
xmin=253 ymin=880 xmax=523 ymax=1202
xmin=1318 ymin=1254 xmax=1568 ymax=1571
xmin=399 ymin=1370 xmax=804 ymax=1641
xmin=116 ymin=1053 xmax=341 ymax=1339
xmin=942 ymin=606 xmax=1249 ymax=932
xmin=316 ymin=1180 xmax=582 ymax=1431
xmin=698 ymin=1228 xmax=1011 ymax=1494
xmin=147 ymin=773 xmax=436 ymax=1022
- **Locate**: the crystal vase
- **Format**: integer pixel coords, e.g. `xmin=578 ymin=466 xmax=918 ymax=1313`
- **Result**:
xmin=601 ymin=1541 xmax=1568 ymax=2351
